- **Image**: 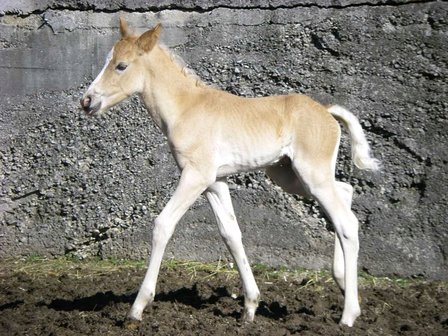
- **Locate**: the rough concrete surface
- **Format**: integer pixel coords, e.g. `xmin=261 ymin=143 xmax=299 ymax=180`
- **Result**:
xmin=0 ymin=1 xmax=447 ymax=279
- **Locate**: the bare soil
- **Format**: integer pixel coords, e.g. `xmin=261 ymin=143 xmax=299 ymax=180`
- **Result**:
xmin=0 ymin=258 xmax=447 ymax=336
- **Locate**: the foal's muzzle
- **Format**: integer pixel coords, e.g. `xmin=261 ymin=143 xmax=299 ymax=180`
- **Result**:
xmin=80 ymin=95 xmax=101 ymax=115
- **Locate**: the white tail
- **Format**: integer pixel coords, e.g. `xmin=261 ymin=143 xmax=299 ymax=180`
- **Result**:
xmin=328 ymin=105 xmax=380 ymax=171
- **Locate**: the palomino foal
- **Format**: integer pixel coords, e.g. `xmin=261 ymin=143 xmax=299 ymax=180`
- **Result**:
xmin=80 ymin=19 xmax=379 ymax=327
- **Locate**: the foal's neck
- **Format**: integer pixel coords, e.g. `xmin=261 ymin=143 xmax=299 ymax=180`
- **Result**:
xmin=140 ymin=45 xmax=207 ymax=134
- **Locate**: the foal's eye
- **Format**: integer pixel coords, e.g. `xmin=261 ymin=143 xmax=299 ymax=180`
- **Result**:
xmin=116 ymin=62 xmax=128 ymax=71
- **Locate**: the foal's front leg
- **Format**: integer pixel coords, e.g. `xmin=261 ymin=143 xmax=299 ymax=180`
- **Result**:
xmin=205 ymin=180 xmax=260 ymax=322
xmin=127 ymin=167 xmax=212 ymax=322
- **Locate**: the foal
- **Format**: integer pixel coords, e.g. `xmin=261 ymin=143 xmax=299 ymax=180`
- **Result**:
xmin=80 ymin=19 xmax=379 ymax=327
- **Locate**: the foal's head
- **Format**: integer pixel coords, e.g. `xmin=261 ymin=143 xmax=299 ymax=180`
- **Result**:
xmin=80 ymin=18 xmax=161 ymax=115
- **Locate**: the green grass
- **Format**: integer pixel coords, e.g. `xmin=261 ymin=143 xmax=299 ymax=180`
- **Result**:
xmin=0 ymin=255 xmax=145 ymax=280
xmin=0 ymin=256 xmax=443 ymax=290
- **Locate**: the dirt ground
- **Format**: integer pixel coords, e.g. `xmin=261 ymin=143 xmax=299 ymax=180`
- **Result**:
xmin=0 ymin=258 xmax=447 ymax=336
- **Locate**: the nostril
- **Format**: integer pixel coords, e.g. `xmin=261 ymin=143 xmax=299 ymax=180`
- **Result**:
xmin=80 ymin=96 xmax=91 ymax=109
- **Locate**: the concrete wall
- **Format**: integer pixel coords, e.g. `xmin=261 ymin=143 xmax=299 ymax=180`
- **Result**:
xmin=1 ymin=0 xmax=447 ymax=279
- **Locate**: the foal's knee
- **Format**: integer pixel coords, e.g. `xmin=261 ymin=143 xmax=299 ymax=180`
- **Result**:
xmin=336 ymin=182 xmax=353 ymax=207
xmin=152 ymin=216 xmax=174 ymax=245
xmin=217 ymin=215 xmax=242 ymax=246
xmin=339 ymin=216 xmax=360 ymax=255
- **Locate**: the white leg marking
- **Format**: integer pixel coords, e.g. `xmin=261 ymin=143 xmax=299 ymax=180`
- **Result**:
xmin=293 ymin=156 xmax=360 ymax=327
xmin=128 ymin=168 xmax=211 ymax=321
xmin=312 ymin=184 xmax=360 ymax=327
xmin=333 ymin=233 xmax=345 ymax=292
xmin=206 ymin=180 xmax=260 ymax=322
xmin=332 ymin=182 xmax=354 ymax=292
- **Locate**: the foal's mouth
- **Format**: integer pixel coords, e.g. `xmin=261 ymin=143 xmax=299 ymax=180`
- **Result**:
xmin=82 ymin=102 xmax=101 ymax=116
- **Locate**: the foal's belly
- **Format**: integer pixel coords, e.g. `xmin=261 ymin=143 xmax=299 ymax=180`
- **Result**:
xmin=216 ymin=143 xmax=292 ymax=177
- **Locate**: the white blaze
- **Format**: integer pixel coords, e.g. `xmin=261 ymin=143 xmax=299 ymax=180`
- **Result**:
xmin=87 ymin=47 xmax=114 ymax=92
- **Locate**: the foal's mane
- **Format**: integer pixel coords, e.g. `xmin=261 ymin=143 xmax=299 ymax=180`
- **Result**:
xmin=159 ymin=45 xmax=208 ymax=88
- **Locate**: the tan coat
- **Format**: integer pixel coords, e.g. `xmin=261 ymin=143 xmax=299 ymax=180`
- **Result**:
xmin=81 ymin=18 xmax=379 ymax=328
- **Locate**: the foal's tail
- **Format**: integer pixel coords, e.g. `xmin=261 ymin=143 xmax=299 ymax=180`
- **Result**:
xmin=328 ymin=105 xmax=380 ymax=171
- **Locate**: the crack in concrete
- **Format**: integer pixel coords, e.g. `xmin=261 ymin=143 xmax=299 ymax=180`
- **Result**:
xmin=2 ymin=0 xmax=442 ymax=18
xmin=166 ymin=0 xmax=442 ymax=12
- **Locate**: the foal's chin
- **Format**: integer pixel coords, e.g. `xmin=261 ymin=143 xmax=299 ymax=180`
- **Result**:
xmin=83 ymin=106 xmax=103 ymax=116
xmin=83 ymin=100 xmax=115 ymax=116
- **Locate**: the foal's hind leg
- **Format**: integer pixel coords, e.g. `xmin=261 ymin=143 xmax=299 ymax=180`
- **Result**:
xmin=293 ymin=163 xmax=361 ymax=327
xmin=332 ymin=182 xmax=354 ymax=292
xmin=268 ymin=162 xmax=356 ymax=308
xmin=267 ymin=161 xmax=355 ymax=294
xmin=205 ymin=180 xmax=260 ymax=322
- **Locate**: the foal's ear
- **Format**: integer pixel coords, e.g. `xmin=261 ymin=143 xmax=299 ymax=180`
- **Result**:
xmin=119 ymin=17 xmax=131 ymax=38
xmin=136 ymin=23 xmax=162 ymax=52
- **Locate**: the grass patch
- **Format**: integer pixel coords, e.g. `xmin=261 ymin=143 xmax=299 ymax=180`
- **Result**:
xmin=0 ymin=256 xmax=146 ymax=280
xmin=163 ymin=258 xmax=239 ymax=281
xmin=0 ymin=256 xmax=444 ymax=290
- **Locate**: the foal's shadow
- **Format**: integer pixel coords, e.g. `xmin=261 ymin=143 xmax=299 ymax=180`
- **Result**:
xmin=155 ymin=284 xmax=225 ymax=309
xmin=156 ymin=284 xmax=288 ymax=320
xmin=43 ymin=284 xmax=288 ymax=321
xmin=42 ymin=291 xmax=134 ymax=312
